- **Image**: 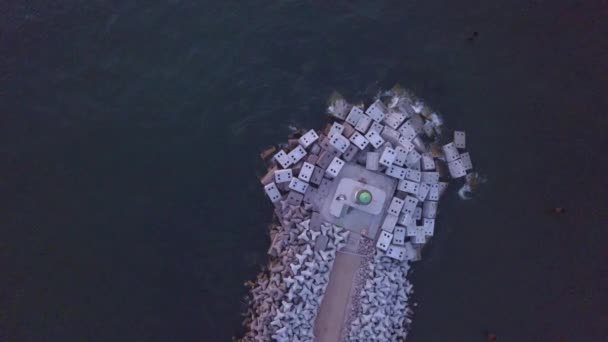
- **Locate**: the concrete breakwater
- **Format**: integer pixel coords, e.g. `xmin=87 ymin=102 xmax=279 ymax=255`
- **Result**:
xmin=241 ymin=200 xmax=348 ymax=342
xmin=240 ymin=87 xmax=480 ymax=341
xmin=346 ymin=251 xmax=413 ymax=341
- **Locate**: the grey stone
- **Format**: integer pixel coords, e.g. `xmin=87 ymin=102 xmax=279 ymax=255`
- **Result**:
xmin=310 ymin=166 xmax=324 ymax=186
xmin=306 ymin=154 xmax=319 ymax=165
xmin=286 ymin=191 xmax=304 ymax=206
xmin=309 ymin=212 xmax=322 ymax=232
xmin=317 ymin=178 xmax=334 ymax=200
xmin=292 ymin=160 xmax=304 ymax=176
xmin=315 ymin=235 xmax=329 ymax=252
xmin=316 ymin=150 xmax=336 ymax=169
xmin=409 ymin=113 xmax=425 ymax=134
xmin=319 ymin=136 xmax=332 ymax=151
xmin=259 ymin=166 xmax=277 ymax=186
xmin=303 ymin=186 xmax=318 ymax=206
xmin=342 ymin=123 xmax=356 ymax=138
xmin=380 ymin=126 xmax=400 ymax=146
xmin=342 ymin=144 xmax=359 ymax=162
xmin=277 ymin=181 xmax=290 ymax=193
xmin=288 ymin=138 xmax=300 ymax=149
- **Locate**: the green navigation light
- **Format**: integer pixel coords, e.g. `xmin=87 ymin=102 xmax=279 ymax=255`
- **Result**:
xmin=356 ymin=190 xmax=372 ymax=205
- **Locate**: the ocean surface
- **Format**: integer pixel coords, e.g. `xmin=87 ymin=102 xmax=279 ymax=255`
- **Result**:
xmin=1 ymin=1 xmax=607 ymax=341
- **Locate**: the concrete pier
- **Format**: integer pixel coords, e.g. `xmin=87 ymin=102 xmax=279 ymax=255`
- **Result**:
xmin=241 ymin=88 xmax=479 ymax=342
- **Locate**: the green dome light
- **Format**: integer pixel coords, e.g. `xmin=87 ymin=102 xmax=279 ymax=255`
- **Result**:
xmin=356 ymin=190 xmax=372 ymax=205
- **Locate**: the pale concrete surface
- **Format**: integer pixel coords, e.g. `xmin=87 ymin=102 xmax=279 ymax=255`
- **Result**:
xmin=341 ymin=232 xmax=361 ymax=254
xmin=318 ymin=163 xmax=397 ymax=239
xmin=313 ymin=164 xmax=395 ymax=342
xmin=313 ymin=251 xmax=363 ymax=342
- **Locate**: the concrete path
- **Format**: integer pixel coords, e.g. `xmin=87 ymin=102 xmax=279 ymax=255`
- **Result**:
xmin=313 ymin=251 xmax=363 ymax=342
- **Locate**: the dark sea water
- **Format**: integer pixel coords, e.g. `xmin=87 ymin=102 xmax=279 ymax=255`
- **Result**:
xmin=2 ymin=1 xmax=607 ymax=341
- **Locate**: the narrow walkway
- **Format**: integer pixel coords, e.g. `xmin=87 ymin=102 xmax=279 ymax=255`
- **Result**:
xmin=313 ymin=251 xmax=362 ymax=342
